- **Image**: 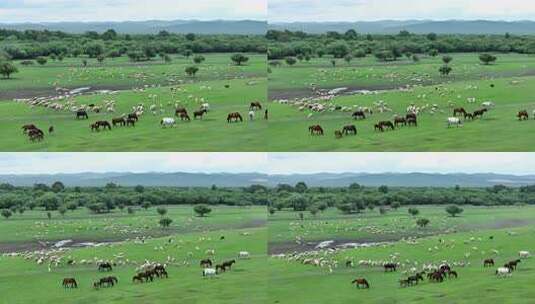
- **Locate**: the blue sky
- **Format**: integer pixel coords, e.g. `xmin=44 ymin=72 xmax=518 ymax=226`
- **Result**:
xmin=0 ymin=153 xmax=533 ymax=175
xmin=0 ymin=0 xmax=266 ymax=23
xmin=269 ymin=0 xmax=535 ymax=22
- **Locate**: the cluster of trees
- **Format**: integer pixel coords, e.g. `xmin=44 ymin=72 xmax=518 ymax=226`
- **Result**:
xmin=267 ymin=29 xmax=529 ymax=61
xmin=0 ymin=28 xmax=266 ymax=61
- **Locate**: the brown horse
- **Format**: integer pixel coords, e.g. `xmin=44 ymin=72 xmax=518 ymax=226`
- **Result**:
xmin=112 ymin=117 xmax=126 ymax=127
xmin=406 ymin=113 xmax=417 ymax=121
xmin=464 ymin=112 xmax=474 ymax=120
xmin=62 ymin=278 xmax=78 ymax=288
xmin=384 ymin=263 xmax=397 ymax=272
xmin=128 ymin=113 xmax=139 ymax=122
xmin=216 ymin=264 xmax=226 ymax=273
xmin=374 ymin=124 xmax=384 ymax=132
xmin=221 ymin=260 xmax=236 ymax=270
xmin=351 ymin=278 xmax=370 ymax=289
xmin=250 ymin=101 xmax=262 ymax=110
xmin=200 ymin=259 xmax=213 ymax=268
xmin=28 ymin=129 xmax=44 ymax=142
xmin=308 ymin=125 xmax=324 ymax=136
xmin=453 ymin=108 xmax=467 ymax=116
xmin=180 ymin=112 xmax=191 ymax=121
xmin=96 ymin=121 xmax=112 ymax=130
xmin=517 ymin=110 xmax=529 ymax=120
xmin=76 ymin=110 xmax=88 ymax=119
xmin=22 ymin=124 xmax=38 ymax=134
xmin=227 ymin=112 xmax=243 ymax=123
xmin=175 ymin=107 xmax=188 ymax=117
xmin=98 ymin=262 xmax=113 ymax=271
xmin=99 ymin=276 xmax=117 ymax=287
xmin=352 ymin=110 xmax=366 ymax=120
xmin=473 ymin=108 xmax=488 ymax=119
xmin=484 ymin=258 xmax=495 ymax=267
xmin=407 ymin=117 xmax=417 ymax=127
xmin=394 ymin=117 xmax=407 ymax=127
xmin=90 ymin=123 xmax=100 ymax=132
xmin=342 ymin=125 xmax=357 ymax=135
xmin=194 ymin=109 xmax=208 ymax=119
xmin=126 ymin=118 xmax=136 ymax=127
xmin=132 ymin=273 xmax=145 ymax=283
xmin=378 ymin=121 xmax=395 ymax=131
xmin=505 ymin=259 xmax=521 ymax=271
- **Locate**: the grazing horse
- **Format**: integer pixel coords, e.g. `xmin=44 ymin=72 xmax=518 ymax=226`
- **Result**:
xmin=22 ymin=124 xmax=37 ymax=134
xmin=484 ymin=259 xmax=495 ymax=267
xmin=180 ymin=112 xmax=191 ymax=121
xmin=250 ymin=101 xmax=262 ymax=110
xmin=394 ymin=117 xmax=407 ymax=127
xmin=408 ymin=273 xmax=424 ymax=285
xmin=407 ymin=117 xmax=417 ymax=127
xmin=160 ymin=117 xmax=176 ymax=128
xmin=99 ymin=276 xmax=117 ymax=287
xmin=406 ymin=113 xmax=417 ymax=121
xmin=335 ymin=130 xmax=343 ymax=139
xmin=227 ymin=112 xmax=243 ymax=123
xmin=352 ymin=110 xmax=366 ymax=120
xmin=215 ymin=264 xmax=226 ymax=273
xmin=128 ymin=113 xmax=139 ymax=122
xmin=308 ymin=125 xmax=324 ymax=136
xmin=96 ymin=121 xmax=112 ymax=130
xmin=342 ymin=125 xmax=357 ymax=135
xmin=464 ymin=112 xmax=474 ymax=120
xmin=378 ymin=121 xmax=395 ymax=131
xmin=194 ymin=109 xmax=208 ymax=120
xmin=222 ymin=260 xmax=236 ymax=270
xmin=447 ymin=117 xmax=463 ymax=128
xmin=439 ymin=264 xmax=451 ymax=273
xmin=448 ymin=271 xmax=458 ymax=279
xmin=473 ymin=108 xmax=487 ymax=119
xmin=453 ymin=108 xmax=467 ymax=116
xmin=62 ymin=278 xmax=78 ymax=288
xmin=428 ymin=271 xmax=444 ymax=282
xmin=517 ymin=110 xmax=529 ymax=120
xmin=374 ymin=124 xmax=384 ymax=132
xmin=175 ymin=107 xmax=188 ymax=117
xmin=112 ymin=117 xmax=126 ymax=127
xmin=200 ymin=259 xmax=213 ymax=268
xmin=132 ymin=274 xmax=144 ymax=283
xmin=98 ymin=262 xmax=113 ymax=272
xmin=126 ymin=118 xmax=136 ymax=127
xmin=505 ymin=259 xmax=521 ymax=271
xmin=351 ymin=278 xmax=370 ymax=289
xmin=76 ymin=110 xmax=88 ymax=119
xmin=90 ymin=122 xmax=100 ymax=132
xmin=384 ymin=263 xmax=397 ymax=272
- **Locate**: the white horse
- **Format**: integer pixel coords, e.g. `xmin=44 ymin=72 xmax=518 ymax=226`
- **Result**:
xmin=238 ymin=251 xmax=250 ymax=259
xmin=519 ymin=251 xmax=531 ymax=258
xmin=447 ymin=117 xmax=462 ymax=128
xmin=495 ymin=267 xmax=512 ymax=278
xmin=202 ymin=268 xmax=217 ymax=278
xmin=248 ymin=111 xmax=255 ymax=121
xmin=160 ymin=117 xmax=176 ymax=128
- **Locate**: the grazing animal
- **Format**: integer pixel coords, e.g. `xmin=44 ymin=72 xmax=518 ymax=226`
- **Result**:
xmin=505 ymin=259 xmax=521 ymax=271
xmin=99 ymin=276 xmax=117 ymax=287
xmin=22 ymin=124 xmax=37 ymax=134
xmin=175 ymin=107 xmax=187 ymax=117
xmin=374 ymin=124 xmax=384 ymax=132
xmin=95 ymin=121 xmax=112 ymax=130
xmin=519 ymin=251 xmax=531 ymax=258
xmin=126 ymin=118 xmax=136 ymax=127
xmin=203 ymin=268 xmax=217 ymax=278
xmin=484 ymin=258 xmax=495 ymax=267
xmin=222 ymin=260 xmax=236 ymax=270
xmin=378 ymin=121 xmax=395 ymax=131
xmin=517 ymin=110 xmax=529 ymax=121
xmin=112 ymin=117 xmax=126 ymax=127
xmin=62 ymin=278 xmax=78 ymax=288
xmin=180 ymin=112 xmax=191 ymax=121
xmin=447 ymin=117 xmax=463 ymax=128
xmin=128 ymin=113 xmax=139 ymax=122
xmin=98 ymin=262 xmax=113 ymax=272
xmin=227 ymin=112 xmax=243 ymax=123
xmin=250 ymin=101 xmax=262 ymax=110
xmin=238 ymin=251 xmax=250 ymax=259
xmin=90 ymin=123 xmax=100 ymax=132
xmin=200 ymin=259 xmax=213 ymax=268
xmin=351 ymin=278 xmax=370 ymax=289
xmin=160 ymin=117 xmax=176 ymax=128
xmin=194 ymin=109 xmax=208 ymax=119
xmin=76 ymin=110 xmax=88 ymax=119
xmin=464 ymin=112 xmax=474 ymax=120
xmin=406 ymin=113 xmax=417 ymax=121
xmin=453 ymin=108 xmax=467 ymax=116
xmin=384 ymin=263 xmax=397 ymax=272
xmin=352 ymin=110 xmax=366 ymax=120
xmin=407 ymin=117 xmax=417 ymax=127
xmin=473 ymin=108 xmax=488 ymax=119
xmin=496 ymin=267 xmax=512 ymax=278
xmin=394 ymin=117 xmax=407 ymax=127
xmin=342 ymin=125 xmax=357 ymax=135
xmin=308 ymin=125 xmax=324 ymax=136
xmin=448 ymin=271 xmax=458 ymax=279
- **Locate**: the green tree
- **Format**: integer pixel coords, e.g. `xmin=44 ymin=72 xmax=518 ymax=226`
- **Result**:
xmin=446 ymin=205 xmax=464 ymax=217
xmin=1 ymin=209 xmax=12 ymax=219
xmin=157 ymin=207 xmax=168 ymax=217
xmin=439 ymin=65 xmax=452 ymax=76
xmin=51 ymin=181 xmax=65 ymax=193
xmin=416 ymin=218 xmax=430 ymax=228
xmin=285 ymin=57 xmax=297 ymax=66
xmin=36 ymin=57 xmax=47 ymax=65
xmin=0 ymin=61 xmax=18 ymax=79
xmin=479 ymin=54 xmax=497 ymax=65
xmin=185 ymin=66 xmax=199 ymax=77
xmin=408 ymin=207 xmax=419 ymax=217
xmin=159 ymin=217 xmax=173 ymax=228
xmin=193 ymin=55 xmax=205 ymax=64
xmin=231 ymin=54 xmax=249 ymax=65
xmin=442 ymin=55 xmax=453 ymax=64
xmin=194 ymin=204 xmax=212 ymax=217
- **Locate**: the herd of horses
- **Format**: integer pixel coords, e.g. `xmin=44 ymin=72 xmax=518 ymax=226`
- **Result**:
xmin=62 ymin=262 xmax=169 ymax=290
xmin=350 ymin=256 xmax=526 ymax=290
xmin=21 ymin=124 xmax=52 ymax=142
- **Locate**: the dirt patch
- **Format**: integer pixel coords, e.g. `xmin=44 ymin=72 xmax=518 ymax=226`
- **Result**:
xmin=0 ymin=84 xmax=135 ymax=101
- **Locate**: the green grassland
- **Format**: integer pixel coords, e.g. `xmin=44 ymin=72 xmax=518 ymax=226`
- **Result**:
xmin=0 ymin=53 xmax=267 ymax=151
xmin=267 ymin=53 xmax=535 ymax=151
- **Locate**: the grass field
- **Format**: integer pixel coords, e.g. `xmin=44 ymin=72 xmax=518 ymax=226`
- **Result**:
xmin=267 ymin=205 xmax=535 ymax=303
xmin=0 ymin=53 xmax=267 ymax=151
xmin=268 ymin=53 xmax=535 ymax=151
xmin=0 ymin=205 xmax=267 ymax=304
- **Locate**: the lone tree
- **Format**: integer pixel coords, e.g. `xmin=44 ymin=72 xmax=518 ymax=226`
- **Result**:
xmin=194 ymin=204 xmax=212 ymax=217
xmin=0 ymin=61 xmax=18 ymax=79
xmin=446 ymin=205 xmax=464 ymax=217
xmin=159 ymin=217 xmax=173 ymax=228
xmin=185 ymin=66 xmax=199 ymax=77
xmin=416 ymin=218 xmax=430 ymax=228
xmin=1 ymin=209 xmax=12 ymax=219
xmin=285 ymin=57 xmax=297 ymax=66
xmin=408 ymin=207 xmax=420 ymax=217
xmin=479 ymin=54 xmax=497 ymax=65
xmin=439 ymin=65 xmax=452 ymax=76
xmin=231 ymin=54 xmax=249 ymax=66
xmin=36 ymin=57 xmax=47 ymax=65
xmin=157 ymin=207 xmax=167 ymax=217
xmin=442 ymin=55 xmax=453 ymax=64
xmin=193 ymin=55 xmax=205 ymax=64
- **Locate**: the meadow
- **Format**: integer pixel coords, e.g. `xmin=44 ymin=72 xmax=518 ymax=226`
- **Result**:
xmin=267 ymin=53 xmax=535 ymax=151
xmin=267 ymin=205 xmax=535 ymax=303
xmin=0 ymin=205 xmax=267 ymax=304
xmin=0 ymin=53 xmax=267 ymax=151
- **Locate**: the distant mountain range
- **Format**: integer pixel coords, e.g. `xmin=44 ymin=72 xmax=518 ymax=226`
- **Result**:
xmin=269 ymin=20 xmax=535 ymax=34
xmin=0 ymin=20 xmax=266 ymax=35
xmin=0 ymin=172 xmax=533 ymax=188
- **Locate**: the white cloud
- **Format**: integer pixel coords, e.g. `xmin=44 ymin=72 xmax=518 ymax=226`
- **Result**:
xmin=0 ymin=153 xmax=533 ymax=176
xmin=0 ymin=0 xmax=266 ymax=23
xmin=268 ymin=0 xmax=535 ymax=22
